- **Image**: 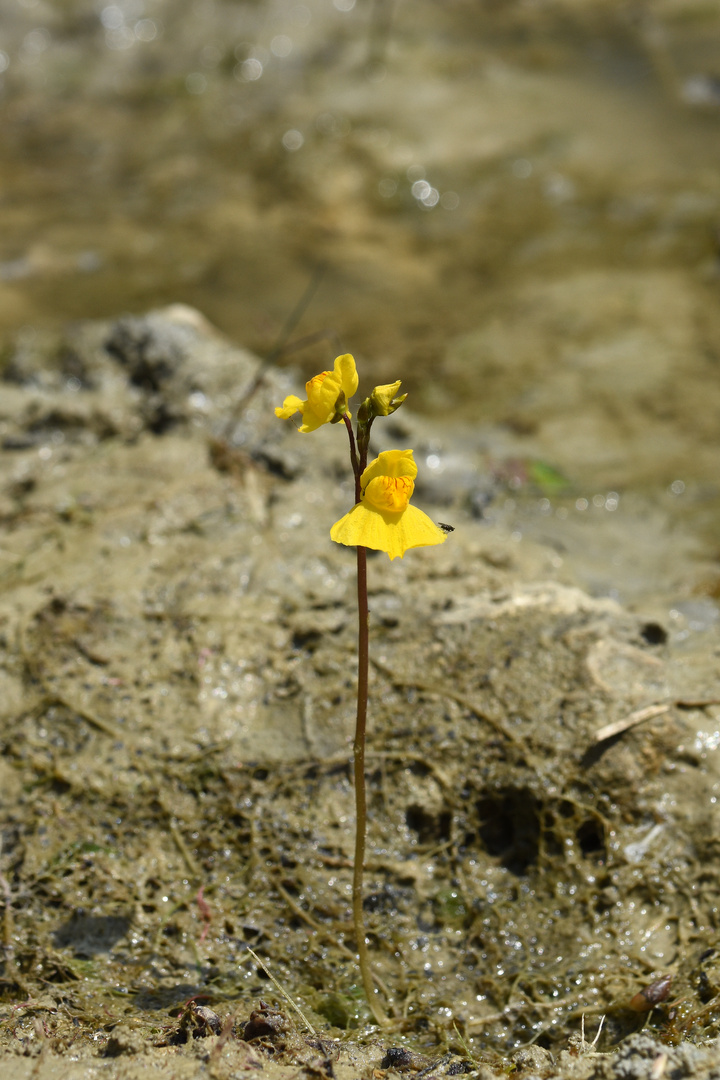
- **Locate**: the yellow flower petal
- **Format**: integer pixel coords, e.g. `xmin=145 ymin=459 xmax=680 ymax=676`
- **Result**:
xmin=303 ymin=370 xmax=341 ymax=429
xmin=331 ymin=503 xmax=446 ymax=560
xmin=275 ymin=355 xmax=358 ymax=432
xmin=275 ymin=394 xmax=305 ymax=420
xmin=361 ymin=449 xmax=417 ymax=489
xmin=364 ymin=474 xmax=414 ymax=514
xmin=334 ymin=353 xmax=359 ymax=402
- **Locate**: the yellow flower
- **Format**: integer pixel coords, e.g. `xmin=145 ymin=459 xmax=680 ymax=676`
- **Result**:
xmin=275 ymin=353 xmax=358 ymax=432
xmin=330 ymin=449 xmax=448 ymax=560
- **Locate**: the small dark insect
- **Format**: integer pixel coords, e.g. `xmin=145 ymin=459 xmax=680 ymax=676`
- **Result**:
xmin=437 ymin=522 xmax=455 ymax=533
xmin=628 ymin=974 xmax=673 ymax=1013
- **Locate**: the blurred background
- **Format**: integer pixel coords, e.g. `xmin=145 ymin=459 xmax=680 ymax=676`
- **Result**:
xmin=2 ymin=0 xmax=720 ymax=602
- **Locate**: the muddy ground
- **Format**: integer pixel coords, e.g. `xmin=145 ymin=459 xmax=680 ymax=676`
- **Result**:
xmin=1 ymin=308 xmax=720 ymax=1078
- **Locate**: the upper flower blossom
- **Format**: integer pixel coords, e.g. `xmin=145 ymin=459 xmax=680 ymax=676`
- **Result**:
xmin=330 ymin=449 xmax=448 ymax=560
xmin=275 ymin=353 xmax=358 ymax=432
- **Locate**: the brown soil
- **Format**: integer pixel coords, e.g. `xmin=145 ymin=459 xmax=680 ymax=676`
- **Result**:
xmin=1 ymin=308 xmax=720 ymax=1079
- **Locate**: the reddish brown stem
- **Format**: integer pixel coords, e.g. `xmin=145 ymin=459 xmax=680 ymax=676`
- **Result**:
xmin=344 ymin=413 xmax=387 ymax=1025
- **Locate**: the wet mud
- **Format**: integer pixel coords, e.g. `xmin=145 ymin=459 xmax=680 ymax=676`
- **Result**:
xmin=1 ymin=309 xmax=720 ymax=1078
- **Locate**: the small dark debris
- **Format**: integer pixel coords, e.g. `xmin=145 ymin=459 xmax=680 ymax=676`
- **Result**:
xmin=194 ymin=1005 xmax=223 ymax=1034
xmin=381 ymin=1047 xmax=415 ymax=1070
xmin=377 ymin=1045 xmax=427 ymax=1071
xmin=157 ymin=1002 xmax=224 ymax=1046
xmin=628 ymin=973 xmax=672 ymax=1012
xmin=292 ymin=627 xmax=322 ymax=651
xmin=640 ymin=622 xmax=668 ymax=646
xmin=242 ymin=1001 xmax=290 ymax=1041
xmin=2 ymin=435 xmax=37 ymax=451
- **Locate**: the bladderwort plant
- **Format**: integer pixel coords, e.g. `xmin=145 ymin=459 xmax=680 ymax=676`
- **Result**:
xmin=276 ymin=354 xmax=448 ymax=1025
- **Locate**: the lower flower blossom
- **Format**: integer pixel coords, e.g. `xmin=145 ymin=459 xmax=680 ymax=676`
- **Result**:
xmin=330 ymin=449 xmax=448 ymax=560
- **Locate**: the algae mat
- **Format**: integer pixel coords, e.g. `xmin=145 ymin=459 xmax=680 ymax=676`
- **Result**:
xmin=2 ymin=308 xmax=720 ymax=1079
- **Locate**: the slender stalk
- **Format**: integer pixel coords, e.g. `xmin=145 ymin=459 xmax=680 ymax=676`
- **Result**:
xmin=344 ymin=412 xmax=388 ymax=1025
xmin=343 ymin=414 xmax=361 ymax=494
xmin=352 ymin=544 xmax=387 ymax=1026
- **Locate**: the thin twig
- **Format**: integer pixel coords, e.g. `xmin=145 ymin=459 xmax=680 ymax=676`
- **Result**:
xmin=594 ymin=697 xmax=720 ymax=744
xmin=243 ymin=944 xmax=317 ymax=1036
xmin=594 ymin=703 xmax=671 ymax=743
xmin=166 ymin=816 xmax=200 ymax=878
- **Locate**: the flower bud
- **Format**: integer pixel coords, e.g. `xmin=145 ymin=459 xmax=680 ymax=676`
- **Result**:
xmin=330 ymin=391 xmax=348 ymax=423
xmin=369 ymin=381 xmax=407 ymax=417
